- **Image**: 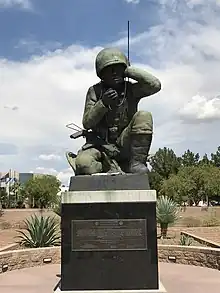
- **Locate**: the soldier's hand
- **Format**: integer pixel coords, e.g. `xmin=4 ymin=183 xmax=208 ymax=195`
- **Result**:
xmin=102 ymin=88 xmax=118 ymax=107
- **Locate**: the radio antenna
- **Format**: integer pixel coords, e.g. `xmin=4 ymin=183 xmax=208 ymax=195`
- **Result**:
xmin=127 ymin=20 xmax=130 ymax=63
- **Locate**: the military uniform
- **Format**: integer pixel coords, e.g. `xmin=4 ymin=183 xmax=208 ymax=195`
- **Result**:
xmin=71 ymin=48 xmax=161 ymax=175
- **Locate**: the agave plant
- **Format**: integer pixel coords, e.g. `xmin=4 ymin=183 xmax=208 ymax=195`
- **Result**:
xmin=179 ymin=234 xmax=193 ymax=246
xmin=156 ymin=196 xmax=179 ymax=238
xmin=16 ymin=214 xmax=61 ymax=248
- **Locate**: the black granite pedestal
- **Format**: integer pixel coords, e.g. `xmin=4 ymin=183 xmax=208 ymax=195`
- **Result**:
xmin=56 ymin=174 xmax=165 ymax=293
xmin=69 ymin=173 xmax=150 ymax=191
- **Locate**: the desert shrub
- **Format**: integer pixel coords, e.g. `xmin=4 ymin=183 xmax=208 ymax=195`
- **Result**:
xmin=157 ymin=196 xmax=180 ymax=238
xmin=202 ymin=216 xmax=220 ymax=227
xmin=179 ymin=234 xmax=193 ymax=246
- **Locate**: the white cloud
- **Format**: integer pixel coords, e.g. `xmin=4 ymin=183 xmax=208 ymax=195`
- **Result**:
xmin=0 ymin=45 xmax=101 ymax=147
xmin=35 ymin=167 xmax=58 ymax=174
xmin=157 ymin=0 xmax=220 ymax=9
xmin=15 ymin=38 xmax=62 ymax=54
xmin=0 ymin=45 xmax=101 ymax=183
xmin=179 ymin=94 xmax=220 ymax=122
xmin=33 ymin=167 xmax=73 ymax=186
xmin=38 ymin=154 xmax=62 ymax=161
xmin=1 ymin=0 xmax=220 ymax=183
xmin=124 ymin=0 xmax=140 ymax=4
xmin=0 ymin=0 xmax=32 ymax=9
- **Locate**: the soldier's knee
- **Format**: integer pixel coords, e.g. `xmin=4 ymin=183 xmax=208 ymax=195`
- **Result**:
xmin=75 ymin=149 xmax=102 ymax=174
xmin=131 ymin=111 xmax=153 ymax=134
xmin=133 ymin=111 xmax=152 ymax=122
xmin=75 ymin=153 xmax=93 ymax=168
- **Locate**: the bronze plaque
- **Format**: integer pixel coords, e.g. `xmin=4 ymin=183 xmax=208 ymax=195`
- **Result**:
xmin=71 ymin=219 xmax=147 ymax=251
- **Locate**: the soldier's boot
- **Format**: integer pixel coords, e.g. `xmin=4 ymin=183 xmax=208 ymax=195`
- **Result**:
xmin=129 ymin=134 xmax=152 ymax=174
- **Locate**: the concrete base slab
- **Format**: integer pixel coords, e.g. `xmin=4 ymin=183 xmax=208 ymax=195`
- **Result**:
xmin=54 ymin=281 xmax=166 ymax=293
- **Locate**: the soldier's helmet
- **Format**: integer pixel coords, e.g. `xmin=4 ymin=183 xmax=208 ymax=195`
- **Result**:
xmin=95 ymin=47 xmax=129 ymax=78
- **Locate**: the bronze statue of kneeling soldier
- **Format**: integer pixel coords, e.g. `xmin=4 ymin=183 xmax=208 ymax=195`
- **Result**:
xmin=66 ymin=47 xmax=161 ymax=176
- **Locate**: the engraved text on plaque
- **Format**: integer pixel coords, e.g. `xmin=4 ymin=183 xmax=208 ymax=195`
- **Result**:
xmin=71 ymin=219 xmax=147 ymax=251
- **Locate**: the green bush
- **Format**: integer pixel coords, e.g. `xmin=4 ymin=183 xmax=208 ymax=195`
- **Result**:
xmin=16 ymin=214 xmax=60 ymax=248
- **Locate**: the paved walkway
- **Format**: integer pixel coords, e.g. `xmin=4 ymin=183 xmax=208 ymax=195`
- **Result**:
xmin=0 ymin=263 xmax=220 ymax=293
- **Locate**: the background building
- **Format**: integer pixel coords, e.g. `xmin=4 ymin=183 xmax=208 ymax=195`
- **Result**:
xmin=0 ymin=170 xmax=48 ymax=194
xmin=0 ymin=169 xmax=19 ymax=194
xmin=19 ymin=173 xmax=34 ymax=185
xmin=0 ymin=170 xmax=68 ymax=195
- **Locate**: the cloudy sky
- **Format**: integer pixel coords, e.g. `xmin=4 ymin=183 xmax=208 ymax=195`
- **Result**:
xmin=0 ymin=0 xmax=220 ymax=185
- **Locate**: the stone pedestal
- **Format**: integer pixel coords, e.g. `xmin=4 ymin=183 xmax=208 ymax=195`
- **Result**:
xmin=55 ymin=174 xmax=166 ymax=292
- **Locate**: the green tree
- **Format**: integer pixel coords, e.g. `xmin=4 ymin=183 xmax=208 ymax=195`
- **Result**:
xmin=160 ymin=173 xmax=193 ymax=205
xmin=23 ymin=175 xmax=61 ymax=208
xmin=199 ymin=153 xmax=211 ymax=166
xmin=177 ymin=166 xmax=204 ymax=206
xmin=9 ymin=182 xmax=26 ymax=208
xmin=181 ymin=149 xmax=200 ymax=166
xmin=202 ymin=165 xmax=220 ymax=204
xmin=0 ymin=187 xmax=8 ymax=208
xmin=211 ymin=146 xmax=220 ymax=167
xmin=148 ymin=171 xmax=163 ymax=192
xmin=161 ymin=165 xmax=220 ymax=206
xmin=149 ymin=147 xmax=181 ymax=179
xmin=186 ymin=165 xmax=220 ymax=205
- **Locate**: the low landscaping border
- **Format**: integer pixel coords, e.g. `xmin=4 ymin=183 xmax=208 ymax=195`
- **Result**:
xmin=180 ymin=231 xmax=220 ymax=248
xmin=0 ymin=245 xmax=219 ymax=274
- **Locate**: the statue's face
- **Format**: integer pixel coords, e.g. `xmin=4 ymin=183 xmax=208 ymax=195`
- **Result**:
xmin=101 ymin=64 xmax=125 ymax=88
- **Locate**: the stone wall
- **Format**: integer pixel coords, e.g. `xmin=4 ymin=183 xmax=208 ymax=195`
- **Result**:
xmin=0 ymin=245 xmax=219 ymax=274
xmin=158 ymin=245 xmax=220 ymax=270
xmin=0 ymin=246 xmax=60 ymax=273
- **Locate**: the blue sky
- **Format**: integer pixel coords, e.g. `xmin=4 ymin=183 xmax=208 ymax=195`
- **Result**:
xmin=0 ymin=0 xmax=159 ymax=60
xmin=1 ymin=0 xmax=220 ymax=184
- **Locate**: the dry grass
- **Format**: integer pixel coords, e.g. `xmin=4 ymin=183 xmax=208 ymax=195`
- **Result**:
xmin=0 ymin=207 xmax=220 ymax=248
xmin=175 ymin=207 xmax=220 ymax=227
xmin=0 ymin=229 xmax=18 ymax=248
xmin=157 ymin=226 xmax=220 ymax=246
xmin=0 ymin=209 xmax=56 ymax=229
xmin=157 ymin=207 xmax=220 ymax=246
